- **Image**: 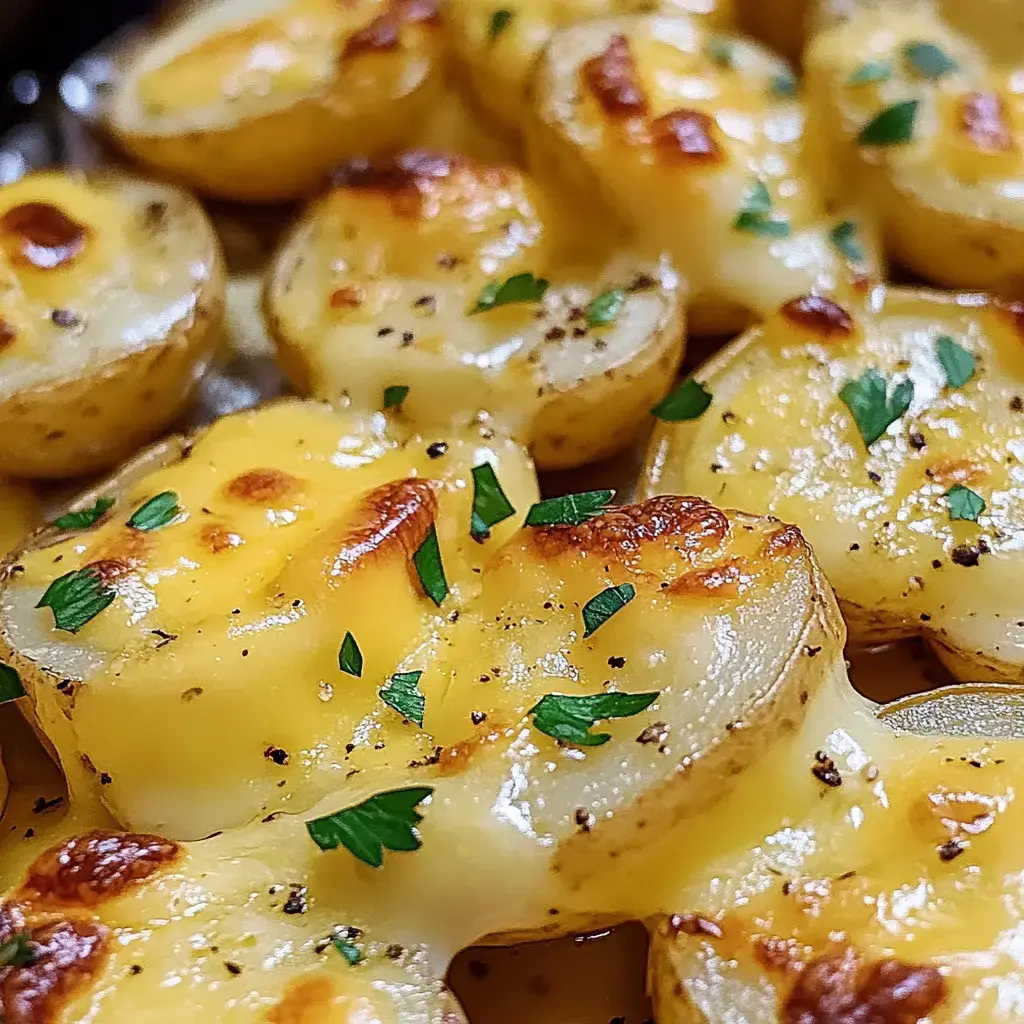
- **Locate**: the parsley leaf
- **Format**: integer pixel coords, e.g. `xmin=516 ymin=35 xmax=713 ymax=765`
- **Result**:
xmin=935 ymin=335 xmax=975 ymax=389
xmin=338 ymin=632 xmax=363 ymax=677
xmin=306 ymin=786 xmax=434 ymax=867
xmin=470 ymin=463 xmax=516 ymax=541
xmin=524 ymin=490 xmax=614 ymax=527
xmin=839 ymin=369 xmax=914 ymax=447
xmin=52 ymin=497 xmax=114 ymax=531
xmin=830 ymin=220 xmax=865 ymax=263
xmin=471 ymin=272 xmax=548 ymax=314
xmin=488 ymin=8 xmax=513 ymax=40
xmin=858 ymin=99 xmax=918 ymax=146
xmin=734 ymin=179 xmax=790 ymax=237
xmin=770 ymin=71 xmax=797 ymax=97
xmin=946 ymin=484 xmax=985 ymax=522
xmin=582 ymin=583 xmax=636 ymax=638
xmin=379 ymin=670 xmax=425 ymax=726
xmin=529 ymin=691 xmax=660 ymax=747
xmin=903 ymin=41 xmax=958 ymax=80
xmin=383 ymin=385 xmax=409 ymax=409
xmin=585 ymin=289 xmax=625 ymax=328
xmin=334 ymin=937 xmax=363 ymax=965
xmin=847 ymin=60 xmax=892 ymax=85
xmin=652 ymin=378 xmax=712 ymax=421
xmin=0 ymin=932 xmax=36 ymax=969
xmin=707 ymin=38 xmax=734 ymax=67
xmin=0 ymin=663 xmax=25 ymax=705
xmin=127 ymin=491 xmax=181 ymax=531
xmin=36 ymin=567 xmax=115 ymax=634
xmin=413 ymin=525 xmax=448 ymax=606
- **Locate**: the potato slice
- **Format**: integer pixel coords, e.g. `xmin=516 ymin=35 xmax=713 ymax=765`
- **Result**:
xmin=642 ymin=285 xmax=1024 ymax=683
xmin=804 ymin=3 xmax=1024 ymax=297
xmin=0 ymin=170 xmax=224 ymax=479
xmin=101 ymin=0 xmax=444 ymax=202
xmin=529 ymin=13 xmax=881 ymax=334
xmin=264 ymin=152 xmax=684 ymax=470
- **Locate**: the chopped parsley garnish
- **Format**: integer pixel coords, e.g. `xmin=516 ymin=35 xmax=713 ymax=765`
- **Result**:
xmin=52 ymin=497 xmax=114 ymax=531
xmin=524 ymin=490 xmax=613 ymax=527
xmin=338 ymin=632 xmax=363 ymax=677
xmin=470 ymin=463 xmax=516 ymax=541
xmin=0 ymin=932 xmax=35 ymax=969
xmin=839 ymin=369 xmax=914 ymax=447
xmin=946 ymin=484 xmax=985 ymax=522
xmin=36 ymin=567 xmax=115 ymax=634
xmin=127 ymin=491 xmax=181 ymax=531
xmin=529 ymin=691 xmax=660 ymax=747
xmin=770 ymin=71 xmax=797 ymax=97
xmin=306 ymin=786 xmax=434 ymax=867
xmin=585 ymin=289 xmax=625 ymax=328
xmin=858 ymin=99 xmax=918 ymax=146
xmin=935 ymin=335 xmax=975 ymax=388
xmin=334 ymin=938 xmax=363 ymax=965
xmin=383 ymin=385 xmax=409 ymax=409
xmin=706 ymin=38 xmax=735 ymax=67
xmin=470 ymin=272 xmax=548 ymax=314
xmin=379 ymin=670 xmax=425 ymax=726
xmin=829 ymin=220 xmax=865 ymax=263
xmin=0 ymin=663 xmax=25 ymax=705
xmin=582 ymin=583 xmax=636 ymax=638
xmin=413 ymin=525 xmax=448 ymax=606
xmin=734 ymin=179 xmax=790 ymax=238
xmin=903 ymin=41 xmax=958 ymax=80
xmin=847 ymin=60 xmax=891 ymax=86
xmin=652 ymin=378 xmax=713 ymax=421
xmin=488 ymin=8 xmax=513 ymax=40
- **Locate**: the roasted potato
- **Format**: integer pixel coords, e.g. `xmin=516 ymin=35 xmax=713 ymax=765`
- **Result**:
xmin=736 ymin=0 xmax=810 ymax=62
xmin=804 ymin=3 xmax=1024 ymax=297
xmin=642 ymin=285 xmax=1024 ymax=683
xmin=0 ymin=479 xmax=37 ymax=558
xmin=529 ymin=13 xmax=882 ymax=335
xmin=100 ymin=0 xmax=444 ymax=202
xmin=0 ymin=169 xmax=224 ymax=479
xmin=264 ymin=151 xmax=685 ymax=470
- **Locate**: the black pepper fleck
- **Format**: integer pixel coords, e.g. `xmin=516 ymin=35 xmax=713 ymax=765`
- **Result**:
xmin=811 ymin=751 xmax=842 ymax=788
xmin=938 ymin=838 xmax=967 ymax=862
xmin=426 ymin=441 xmax=448 ymax=459
xmin=608 ymin=656 xmax=626 ymax=669
xmin=951 ymin=544 xmax=981 ymax=567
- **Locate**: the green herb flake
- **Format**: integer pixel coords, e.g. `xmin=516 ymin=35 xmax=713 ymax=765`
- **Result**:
xmin=830 ymin=220 xmax=865 ymax=263
xmin=734 ymin=179 xmax=789 ymax=237
xmin=524 ymin=489 xmax=614 ymax=527
xmin=652 ymin=378 xmax=713 ymax=422
xmin=338 ymin=632 xmax=363 ymax=677
xmin=839 ymin=369 xmax=915 ymax=448
xmin=858 ymin=99 xmax=919 ymax=146
xmin=770 ymin=71 xmax=797 ymax=97
xmin=470 ymin=272 xmax=549 ymax=314
xmin=903 ymin=41 xmax=958 ymax=80
xmin=488 ymin=8 xmax=513 ymax=40
xmin=707 ymin=38 xmax=735 ymax=68
xmin=935 ymin=335 xmax=975 ymax=389
xmin=529 ymin=691 xmax=660 ymax=747
xmin=379 ymin=670 xmax=425 ymax=727
xmin=585 ymin=289 xmax=626 ymax=328
xmin=470 ymin=463 xmax=516 ymax=541
xmin=35 ymin=567 xmax=115 ymax=634
xmin=306 ymin=786 xmax=434 ymax=867
xmin=0 ymin=932 xmax=36 ymax=969
xmin=127 ymin=491 xmax=181 ymax=531
xmin=946 ymin=484 xmax=986 ymax=522
xmin=0 ymin=663 xmax=25 ymax=705
xmin=847 ymin=59 xmax=892 ymax=86
xmin=413 ymin=525 xmax=448 ymax=606
xmin=582 ymin=583 xmax=636 ymax=637
xmin=383 ymin=385 xmax=409 ymax=409
xmin=334 ymin=938 xmax=363 ymax=965
xmin=52 ymin=497 xmax=114 ymax=531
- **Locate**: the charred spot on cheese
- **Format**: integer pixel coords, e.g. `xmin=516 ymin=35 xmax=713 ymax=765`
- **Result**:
xmin=780 ymin=296 xmax=854 ymax=338
xmin=0 ymin=202 xmax=88 ymax=271
xmin=79 ymin=557 xmax=135 ymax=587
xmin=651 ymin=109 xmax=721 ymax=162
xmin=960 ymin=92 xmax=1012 ymax=152
xmin=667 ymin=913 xmax=724 ymax=940
xmin=332 ymin=150 xmax=452 ymax=192
xmin=582 ymin=34 xmax=648 ymax=117
xmin=200 ymin=523 xmax=243 ymax=553
xmin=0 ymin=319 xmax=15 ymax=350
xmin=22 ymin=830 xmax=181 ymax=907
xmin=329 ymin=286 xmax=364 ymax=310
xmin=343 ymin=0 xmax=439 ymax=58
xmin=666 ymin=560 xmax=745 ymax=598
xmin=925 ymin=457 xmax=987 ymax=487
xmin=265 ymin=974 xmax=338 ymax=1024
xmin=781 ymin=949 xmax=947 ymax=1024
xmin=0 ymin=918 xmax=108 ymax=1024
xmin=225 ymin=469 xmax=301 ymax=505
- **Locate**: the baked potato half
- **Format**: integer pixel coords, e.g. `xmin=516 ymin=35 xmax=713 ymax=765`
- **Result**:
xmin=529 ymin=12 xmax=882 ymax=335
xmin=804 ymin=3 xmax=1024 ymax=297
xmin=100 ymin=0 xmax=444 ymax=202
xmin=264 ymin=151 xmax=685 ymax=470
xmin=642 ymin=285 xmax=1024 ymax=683
xmin=0 ymin=169 xmax=224 ymax=479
